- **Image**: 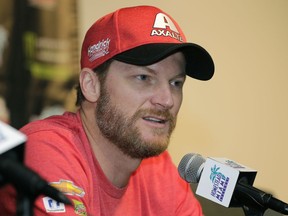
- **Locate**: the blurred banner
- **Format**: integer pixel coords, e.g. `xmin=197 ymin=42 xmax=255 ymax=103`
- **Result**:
xmin=0 ymin=0 xmax=79 ymax=128
xmin=26 ymin=0 xmax=79 ymax=82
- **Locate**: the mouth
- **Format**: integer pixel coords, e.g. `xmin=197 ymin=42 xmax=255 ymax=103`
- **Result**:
xmin=143 ymin=116 xmax=167 ymax=124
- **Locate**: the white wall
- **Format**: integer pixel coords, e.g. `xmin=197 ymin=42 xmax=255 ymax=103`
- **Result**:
xmin=78 ymin=0 xmax=288 ymax=203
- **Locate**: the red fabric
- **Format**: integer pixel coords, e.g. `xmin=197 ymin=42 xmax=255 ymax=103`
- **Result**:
xmin=0 ymin=111 xmax=203 ymax=216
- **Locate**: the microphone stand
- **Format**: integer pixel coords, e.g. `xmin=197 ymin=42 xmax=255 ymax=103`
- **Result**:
xmin=241 ymin=203 xmax=267 ymax=216
xmin=0 ymin=176 xmax=35 ymax=216
xmin=16 ymin=192 xmax=34 ymax=216
xmin=234 ymin=182 xmax=271 ymax=216
xmin=233 ymin=178 xmax=288 ymax=216
xmin=0 ymin=156 xmax=35 ymax=216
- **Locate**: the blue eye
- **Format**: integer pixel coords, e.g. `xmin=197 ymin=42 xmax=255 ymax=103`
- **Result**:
xmin=171 ymin=80 xmax=184 ymax=88
xmin=136 ymin=74 xmax=149 ymax=81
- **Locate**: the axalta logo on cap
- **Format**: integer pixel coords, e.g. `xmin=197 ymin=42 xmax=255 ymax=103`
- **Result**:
xmin=88 ymin=38 xmax=110 ymax=62
xmin=151 ymin=13 xmax=184 ymax=42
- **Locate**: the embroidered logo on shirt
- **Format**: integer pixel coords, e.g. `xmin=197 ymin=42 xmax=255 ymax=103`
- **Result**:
xmin=49 ymin=179 xmax=85 ymax=197
xmin=72 ymin=199 xmax=87 ymax=216
xmin=43 ymin=197 xmax=66 ymax=213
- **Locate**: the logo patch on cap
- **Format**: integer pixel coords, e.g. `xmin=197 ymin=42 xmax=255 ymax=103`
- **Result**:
xmin=88 ymin=38 xmax=111 ymax=62
xmin=151 ymin=13 xmax=183 ymax=42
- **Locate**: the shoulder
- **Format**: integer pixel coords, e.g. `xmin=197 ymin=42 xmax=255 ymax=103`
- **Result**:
xmin=22 ymin=111 xmax=93 ymax=189
xmin=21 ymin=111 xmax=90 ymax=166
xmin=20 ymin=111 xmax=80 ymax=136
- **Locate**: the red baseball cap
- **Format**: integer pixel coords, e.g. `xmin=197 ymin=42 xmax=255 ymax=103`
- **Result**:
xmin=81 ymin=5 xmax=214 ymax=80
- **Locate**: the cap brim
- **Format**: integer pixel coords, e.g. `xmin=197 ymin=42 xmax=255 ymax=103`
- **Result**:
xmin=113 ymin=43 xmax=214 ymax=81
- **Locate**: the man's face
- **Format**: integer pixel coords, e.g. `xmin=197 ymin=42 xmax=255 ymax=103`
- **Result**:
xmin=96 ymin=52 xmax=186 ymax=159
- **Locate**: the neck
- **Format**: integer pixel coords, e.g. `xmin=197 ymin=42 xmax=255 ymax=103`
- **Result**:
xmin=80 ymin=107 xmax=141 ymax=188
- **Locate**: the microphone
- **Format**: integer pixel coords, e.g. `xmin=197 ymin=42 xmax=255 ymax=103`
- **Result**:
xmin=0 ymin=154 xmax=71 ymax=205
xmin=0 ymin=121 xmax=71 ymax=205
xmin=178 ymin=153 xmax=288 ymax=215
xmin=0 ymin=120 xmax=26 ymax=155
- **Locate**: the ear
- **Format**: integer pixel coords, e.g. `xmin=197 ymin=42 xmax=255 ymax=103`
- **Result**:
xmin=79 ymin=68 xmax=100 ymax=103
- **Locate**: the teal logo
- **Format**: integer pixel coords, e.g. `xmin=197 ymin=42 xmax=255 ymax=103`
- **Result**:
xmin=210 ymin=165 xmax=229 ymax=202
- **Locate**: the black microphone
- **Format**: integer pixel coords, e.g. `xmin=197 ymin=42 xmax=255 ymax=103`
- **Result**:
xmin=178 ymin=153 xmax=288 ymax=215
xmin=0 ymin=121 xmax=71 ymax=205
xmin=0 ymin=154 xmax=71 ymax=205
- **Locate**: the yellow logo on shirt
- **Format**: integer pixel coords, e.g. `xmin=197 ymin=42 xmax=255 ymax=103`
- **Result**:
xmin=50 ymin=179 xmax=85 ymax=197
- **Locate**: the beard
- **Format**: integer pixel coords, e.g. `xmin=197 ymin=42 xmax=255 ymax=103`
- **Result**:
xmin=95 ymin=85 xmax=177 ymax=159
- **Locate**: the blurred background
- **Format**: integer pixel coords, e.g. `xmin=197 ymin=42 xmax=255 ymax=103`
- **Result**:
xmin=0 ymin=0 xmax=287 ymax=215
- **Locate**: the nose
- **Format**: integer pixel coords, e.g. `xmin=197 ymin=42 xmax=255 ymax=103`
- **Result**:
xmin=150 ymin=83 xmax=174 ymax=110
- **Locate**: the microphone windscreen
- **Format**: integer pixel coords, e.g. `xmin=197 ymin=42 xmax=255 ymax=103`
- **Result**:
xmin=178 ymin=153 xmax=205 ymax=183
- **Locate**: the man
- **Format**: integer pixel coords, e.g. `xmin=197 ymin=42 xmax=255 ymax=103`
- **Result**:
xmin=0 ymin=5 xmax=214 ymax=215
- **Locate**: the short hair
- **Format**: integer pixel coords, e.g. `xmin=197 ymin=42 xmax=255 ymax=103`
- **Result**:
xmin=75 ymin=59 xmax=113 ymax=106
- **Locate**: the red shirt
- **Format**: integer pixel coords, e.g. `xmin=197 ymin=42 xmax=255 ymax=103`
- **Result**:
xmin=0 ymin=111 xmax=202 ymax=216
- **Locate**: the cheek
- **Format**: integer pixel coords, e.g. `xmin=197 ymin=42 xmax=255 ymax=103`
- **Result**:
xmin=107 ymin=86 xmax=145 ymax=116
xmin=108 ymin=80 xmax=148 ymax=104
xmin=172 ymin=94 xmax=183 ymax=114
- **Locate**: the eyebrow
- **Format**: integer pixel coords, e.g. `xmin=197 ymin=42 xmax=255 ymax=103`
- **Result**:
xmin=169 ymin=71 xmax=187 ymax=82
xmin=174 ymin=71 xmax=186 ymax=78
xmin=143 ymin=66 xmax=186 ymax=79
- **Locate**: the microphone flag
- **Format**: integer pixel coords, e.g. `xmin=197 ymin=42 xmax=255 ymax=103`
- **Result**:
xmin=196 ymin=157 xmax=257 ymax=207
xmin=0 ymin=120 xmax=26 ymax=154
